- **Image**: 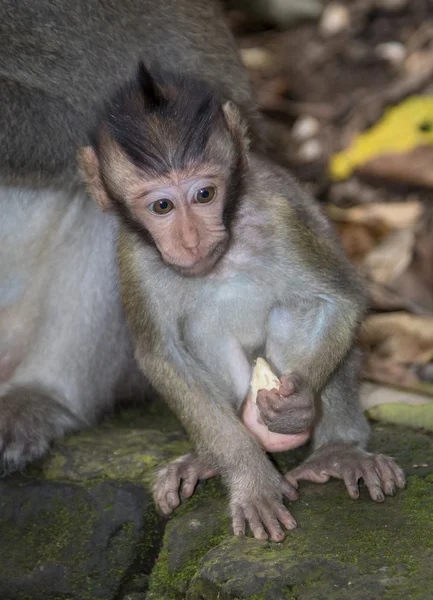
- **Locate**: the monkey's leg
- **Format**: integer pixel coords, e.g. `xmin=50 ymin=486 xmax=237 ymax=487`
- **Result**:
xmin=285 ymin=350 xmax=406 ymax=500
xmin=153 ymin=452 xmax=218 ymax=515
xmin=141 ymin=355 xmax=298 ymax=541
xmin=0 ymin=187 xmax=140 ymax=472
xmin=0 ymin=387 xmax=85 ymax=472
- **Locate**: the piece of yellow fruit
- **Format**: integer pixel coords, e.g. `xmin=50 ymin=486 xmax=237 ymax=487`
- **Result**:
xmin=250 ymin=358 xmax=281 ymax=405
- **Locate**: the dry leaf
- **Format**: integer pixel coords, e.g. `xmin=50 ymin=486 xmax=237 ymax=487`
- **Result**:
xmin=327 ymin=200 xmax=422 ymax=229
xmin=367 ymin=402 xmax=433 ymax=431
xmin=336 ymin=222 xmax=380 ymax=264
xmin=357 ymin=146 xmax=433 ymax=188
xmin=240 ymin=47 xmax=275 ymax=71
xmin=360 ymin=312 xmax=433 ymax=388
xmin=360 ymin=382 xmax=431 ymax=411
xmin=362 ymin=228 xmax=415 ymax=285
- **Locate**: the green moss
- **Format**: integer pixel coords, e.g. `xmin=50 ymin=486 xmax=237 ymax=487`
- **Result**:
xmin=42 ymin=427 xmax=192 ymax=484
xmin=147 ymin=481 xmax=231 ymax=599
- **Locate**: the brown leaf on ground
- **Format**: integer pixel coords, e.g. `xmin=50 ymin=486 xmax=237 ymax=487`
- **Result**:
xmin=327 ymin=200 xmax=423 ymax=229
xmin=377 ymin=211 xmax=433 ymax=313
xmin=360 ymin=382 xmax=432 ymax=411
xmin=362 ymin=228 xmax=415 ymax=285
xmin=357 ymin=146 xmax=433 ymax=188
xmin=360 ymin=312 xmax=433 ymax=388
xmin=336 ymin=222 xmax=385 ymax=265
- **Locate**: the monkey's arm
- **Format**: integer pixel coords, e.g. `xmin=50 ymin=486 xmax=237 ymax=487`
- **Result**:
xmin=260 ymin=219 xmax=366 ymax=437
xmin=286 ymin=350 xmax=406 ymax=499
xmin=137 ymin=351 xmax=298 ymax=541
xmin=260 ymin=196 xmax=404 ymax=500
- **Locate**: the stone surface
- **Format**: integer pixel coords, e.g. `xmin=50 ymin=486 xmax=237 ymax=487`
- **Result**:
xmin=0 ymin=479 xmax=161 ymax=600
xmin=1 ymin=401 xmax=433 ymax=600
xmin=146 ymin=425 xmax=433 ymax=599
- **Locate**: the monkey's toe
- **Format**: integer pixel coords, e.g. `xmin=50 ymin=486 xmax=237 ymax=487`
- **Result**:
xmin=0 ymin=388 xmax=82 ymax=474
xmin=153 ymin=452 xmax=218 ymax=516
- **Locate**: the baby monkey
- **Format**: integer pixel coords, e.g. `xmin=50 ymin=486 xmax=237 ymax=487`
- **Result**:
xmin=79 ymin=64 xmax=405 ymax=542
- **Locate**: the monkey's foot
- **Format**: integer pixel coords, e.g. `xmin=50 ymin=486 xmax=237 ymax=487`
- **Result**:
xmin=256 ymin=373 xmax=315 ymax=434
xmin=285 ymin=443 xmax=406 ymax=502
xmin=0 ymin=387 xmax=82 ymax=473
xmin=231 ymin=476 xmax=298 ymax=542
xmin=153 ymin=452 xmax=218 ymax=516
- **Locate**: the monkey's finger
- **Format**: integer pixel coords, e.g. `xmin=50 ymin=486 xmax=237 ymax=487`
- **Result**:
xmin=279 ymin=376 xmax=296 ymax=397
xmin=259 ymin=507 xmax=286 ymax=542
xmin=181 ymin=472 xmax=200 ymax=499
xmin=201 ymin=467 xmax=219 ymax=479
xmin=342 ymin=469 xmax=360 ymax=499
xmin=274 ymin=504 xmax=297 ymax=530
xmin=362 ymin=466 xmax=385 ymax=502
xmin=285 ymin=466 xmax=330 ymax=485
xmin=282 ymin=478 xmax=299 ymax=501
xmin=257 ymin=390 xmax=279 ymax=416
xmin=231 ymin=505 xmax=246 ymax=537
xmin=167 ymin=491 xmax=181 ymax=510
xmin=153 ymin=491 xmax=174 ymax=516
xmin=374 ymin=456 xmax=397 ymax=496
xmin=388 ymin=458 xmax=406 ymax=489
xmin=244 ymin=505 xmax=268 ymax=540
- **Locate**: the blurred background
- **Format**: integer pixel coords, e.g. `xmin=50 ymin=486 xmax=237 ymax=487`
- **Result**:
xmin=228 ymin=0 xmax=433 ymax=429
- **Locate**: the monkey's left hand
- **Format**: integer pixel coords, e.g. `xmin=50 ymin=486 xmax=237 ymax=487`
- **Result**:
xmin=153 ymin=452 xmax=218 ymax=516
xmin=285 ymin=443 xmax=406 ymax=501
xmin=257 ymin=373 xmax=315 ymax=435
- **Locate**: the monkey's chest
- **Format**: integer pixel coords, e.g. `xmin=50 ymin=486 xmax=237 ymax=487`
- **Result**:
xmin=195 ymin=277 xmax=273 ymax=352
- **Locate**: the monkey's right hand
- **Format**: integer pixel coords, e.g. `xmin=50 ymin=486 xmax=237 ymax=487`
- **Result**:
xmin=230 ymin=472 xmax=298 ymax=542
xmin=257 ymin=373 xmax=315 ymax=435
xmin=153 ymin=452 xmax=218 ymax=516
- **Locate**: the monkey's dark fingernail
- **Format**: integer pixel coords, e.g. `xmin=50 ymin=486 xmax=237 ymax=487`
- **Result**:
xmin=384 ymin=483 xmax=395 ymax=496
xmin=159 ymin=503 xmax=171 ymax=516
xmin=373 ymin=491 xmax=385 ymax=502
xmin=167 ymin=492 xmax=180 ymax=509
xmin=271 ymin=529 xmax=285 ymax=542
xmin=253 ymin=527 xmax=268 ymax=540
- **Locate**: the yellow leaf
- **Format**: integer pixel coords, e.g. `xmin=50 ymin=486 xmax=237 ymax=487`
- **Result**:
xmin=329 ymin=96 xmax=433 ymax=180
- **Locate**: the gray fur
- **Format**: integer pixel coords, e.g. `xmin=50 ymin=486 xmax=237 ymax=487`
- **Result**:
xmin=0 ymin=187 xmax=145 ymax=472
xmin=118 ymin=151 xmax=371 ymax=537
xmin=0 ymin=0 xmax=262 ymax=187
xmin=0 ymin=0 xmax=261 ymax=472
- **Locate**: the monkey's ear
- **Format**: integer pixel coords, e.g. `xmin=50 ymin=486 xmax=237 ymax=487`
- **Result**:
xmin=77 ymin=146 xmax=111 ymax=212
xmin=137 ymin=61 xmax=165 ymax=106
xmin=222 ymin=101 xmax=251 ymax=153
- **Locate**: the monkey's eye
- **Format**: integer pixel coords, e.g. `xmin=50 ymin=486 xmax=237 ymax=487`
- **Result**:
xmin=194 ymin=187 xmax=216 ymax=204
xmin=148 ymin=199 xmax=174 ymax=215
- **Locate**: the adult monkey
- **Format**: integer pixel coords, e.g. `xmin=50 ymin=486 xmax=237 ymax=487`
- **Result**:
xmin=0 ymin=0 xmax=264 ymax=471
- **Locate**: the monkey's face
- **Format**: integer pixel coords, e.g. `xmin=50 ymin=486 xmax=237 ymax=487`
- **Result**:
xmin=127 ymin=170 xmax=229 ymax=276
xmin=79 ymin=64 xmax=248 ymax=276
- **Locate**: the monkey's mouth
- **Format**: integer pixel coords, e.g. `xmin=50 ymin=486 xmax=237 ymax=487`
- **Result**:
xmin=177 ymin=254 xmax=220 ymax=277
xmin=170 ymin=242 xmax=227 ymax=277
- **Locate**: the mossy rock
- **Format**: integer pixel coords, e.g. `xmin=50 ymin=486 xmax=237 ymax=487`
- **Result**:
xmin=0 ymin=479 xmax=162 ymax=600
xmin=3 ymin=406 xmax=433 ymax=600
xmin=146 ymin=425 xmax=433 ymax=599
xmin=42 ymin=426 xmax=191 ymax=483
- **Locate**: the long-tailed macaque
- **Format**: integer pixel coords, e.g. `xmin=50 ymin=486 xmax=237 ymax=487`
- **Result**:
xmin=0 ymin=0 xmax=263 ymax=472
xmin=80 ymin=65 xmax=405 ymax=542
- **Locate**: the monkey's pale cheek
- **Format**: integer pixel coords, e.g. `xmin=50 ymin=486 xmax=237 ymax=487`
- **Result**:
xmin=241 ymin=392 xmax=311 ymax=453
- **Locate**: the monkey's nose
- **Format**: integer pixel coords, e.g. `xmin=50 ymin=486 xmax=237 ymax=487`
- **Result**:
xmin=182 ymin=228 xmax=200 ymax=251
